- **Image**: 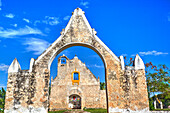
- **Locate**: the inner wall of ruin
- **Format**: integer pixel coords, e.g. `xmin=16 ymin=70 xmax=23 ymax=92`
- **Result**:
xmin=5 ymin=8 xmax=149 ymax=113
xmin=49 ymin=55 xmax=106 ymax=111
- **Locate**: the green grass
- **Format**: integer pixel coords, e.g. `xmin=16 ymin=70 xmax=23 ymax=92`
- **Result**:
xmin=48 ymin=110 xmax=68 ymax=113
xmin=48 ymin=108 xmax=107 ymax=113
xmin=151 ymin=109 xmax=170 ymax=111
xmin=84 ymin=108 xmax=107 ymax=113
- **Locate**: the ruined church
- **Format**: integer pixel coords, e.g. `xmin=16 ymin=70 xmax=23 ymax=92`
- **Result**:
xmin=49 ymin=55 xmax=106 ymax=111
xmin=5 ymin=8 xmax=149 ymax=113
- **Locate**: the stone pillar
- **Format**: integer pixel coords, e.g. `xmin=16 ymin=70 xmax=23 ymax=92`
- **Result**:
xmin=5 ymin=58 xmax=21 ymax=112
xmin=160 ymin=102 xmax=163 ymax=109
xmin=154 ymin=100 xmax=157 ymax=109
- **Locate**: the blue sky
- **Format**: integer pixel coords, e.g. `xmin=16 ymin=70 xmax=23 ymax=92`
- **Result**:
xmin=0 ymin=0 xmax=170 ymax=89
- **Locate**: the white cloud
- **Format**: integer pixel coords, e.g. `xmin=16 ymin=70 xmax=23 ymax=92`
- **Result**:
xmin=0 ymin=25 xmax=44 ymax=38
xmin=43 ymin=16 xmax=60 ymax=25
xmin=80 ymin=1 xmax=89 ymax=8
xmin=139 ymin=50 xmax=168 ymax=56
xmin=11 ymin=24 xmax=17 ymax=27
xmin=0 ymin=84 xmax=6 ymax=88
xmin=23 ymin=18 xmax=30 ymax=23
xmin=5 ymin=13 xmax=15 ymax=18
xmin=87 ymin=64 xmax=104 ymax=68
xmin=0 ymin=0 xmax=2 ymax=10
xmin=0 ymin=64 xmax=9 ymax=72
xmin=34 ymin=16 xmax=60 ymax=26
xmin=23 ymin=38 xmax=51 ymax=55
xmin=63 ymin=16 xmax=70 ymax=20
xmin=14 ymin=24 xmax=17 ymax=27
xmin=34 ymin=20 xmax=41 ymax=26
xmin=121 ymin=54 xmax=127 ymax=56
xmin=131 ymin=54 xmax=136 ymax=56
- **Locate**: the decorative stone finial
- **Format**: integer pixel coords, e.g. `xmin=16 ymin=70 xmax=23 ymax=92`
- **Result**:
xmin=29 ymin=58 xmax=35 ymax=72
xmin=73 ymin=8 xmax=85 ymax=16
xmin=119 ymin=56 xmax=125 ymax=70
xmin=74 ymin=54 xmax=78 ymax=58
xmin=60 ymin=29 xmax=65 ymax=35
xmin=134 ymin=54 xmax=145 ymax=70
xmin=8 ymin=58 xmax=21 ymax=73
xmin=92 ymin=28 xmax=97 ymax=35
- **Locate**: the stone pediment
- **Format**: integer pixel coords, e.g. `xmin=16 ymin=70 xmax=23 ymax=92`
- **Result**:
xmin=35 ymin=8 xmax=120 ymax=68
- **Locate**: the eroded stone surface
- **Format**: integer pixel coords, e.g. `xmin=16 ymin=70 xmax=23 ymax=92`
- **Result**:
xmin=5 ymin=8 xmax=149 ymax=113
xmin=49 ymin=55 xmax=106 ymax=111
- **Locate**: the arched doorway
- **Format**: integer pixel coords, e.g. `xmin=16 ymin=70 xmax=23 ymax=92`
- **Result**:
xmin=69 ymin=94 xmax=81 ymax=109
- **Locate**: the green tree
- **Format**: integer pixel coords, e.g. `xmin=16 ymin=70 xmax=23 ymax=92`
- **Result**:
xmin=124 ymin=57 xmax=170 ymax=110
xmin=124 ymin=57 xmax=133 ymax=66
xmin=145 ymin=62 xmax=170 ymax=110
xmin=0 ymin=87 xmax=6 ymax=112
xmin=100 ymin=82 xmax=106 ymax=90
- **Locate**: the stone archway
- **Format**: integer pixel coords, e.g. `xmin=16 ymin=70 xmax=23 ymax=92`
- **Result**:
xmin=5 ymin=8 xmax=149 ymax=113
xmin=48 ymin=44 xmax=106 ymax=111
xmin=33 ymin=8 xmax=122 ymax=112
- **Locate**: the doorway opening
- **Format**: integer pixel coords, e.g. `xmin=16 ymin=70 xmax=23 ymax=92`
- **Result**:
xmin=69 ymin=94 xmax=81 ymax=109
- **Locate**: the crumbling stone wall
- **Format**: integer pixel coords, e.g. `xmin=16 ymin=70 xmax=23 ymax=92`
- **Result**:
xmin=5 ymin=8 xmax=149 ymax=113
xmin=49 ymin=55 xmax=106 ymax=110
xmin=5 ymin=70 xmax=36 ymax=113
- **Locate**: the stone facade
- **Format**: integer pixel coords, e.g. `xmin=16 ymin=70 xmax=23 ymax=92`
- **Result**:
xmin=49 ymin=55 xmax=106 ymax=111
xmin=5 ymin=8 xmax=149 ymax=113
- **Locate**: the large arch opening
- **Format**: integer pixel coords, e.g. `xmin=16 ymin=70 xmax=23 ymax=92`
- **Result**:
xmin=49 ymin=43 xmax=108 ymax=112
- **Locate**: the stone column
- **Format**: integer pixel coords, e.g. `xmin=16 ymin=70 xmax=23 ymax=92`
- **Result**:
xmin=154 ymin=100 xmax=157 ymax=109
xmin=160 ymin=102 xmax=163 ymax=109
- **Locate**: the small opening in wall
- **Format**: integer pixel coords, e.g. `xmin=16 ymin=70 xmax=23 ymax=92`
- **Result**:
xmin=61 ymin=57 xmax=66 ymax=64
xmin=73 ymin=72 xmax=79 ymax=80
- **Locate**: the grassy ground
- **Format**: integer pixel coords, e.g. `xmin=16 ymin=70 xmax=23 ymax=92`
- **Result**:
xmin=48 ymin=108 xmax=170 ymax=113
xmin=151 ymin=109 xmax=170 ymax=111
xmin=48 ymin=109 xmax=107 ymax=113
xmin=48 ymin=110 xmax=68 ymax=113
xmin=84 ymin=108 xmax=107 ymax=113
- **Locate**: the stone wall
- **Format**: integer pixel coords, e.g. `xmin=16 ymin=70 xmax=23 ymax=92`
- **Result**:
xmin=5 ymin=8 xmax=149 ymax=113
xmin=49 ymin=55 xmax=106 ymax=110
xmin=5 ymin=70 xmax=36 ymax=113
